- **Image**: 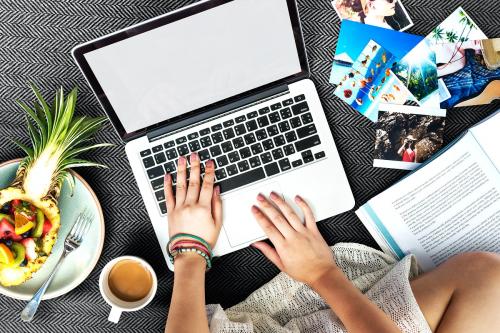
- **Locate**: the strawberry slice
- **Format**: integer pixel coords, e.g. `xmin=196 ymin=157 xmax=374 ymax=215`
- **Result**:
xmin=21 ymin=238 xmax=37 ymax=260
xmin=42 ymin=219 xmax=53 ymax=237
xmin=0 ymin=219 xmax=22 ymax=241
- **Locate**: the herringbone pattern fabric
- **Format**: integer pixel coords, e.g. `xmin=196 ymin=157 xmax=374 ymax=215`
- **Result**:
xmin=0 ymin=0 xmax=498 ymax=331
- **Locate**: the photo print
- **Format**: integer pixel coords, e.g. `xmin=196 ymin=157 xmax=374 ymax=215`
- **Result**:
xmin=334 ymin=40 xmax=414 ymax=122
xmin=332 ymin=0 xmax=413 ymax=32
xmin=374 ymin=104 xmax=446 ymax=170
xmin=435 ymin=38 xmax=500 ymax=108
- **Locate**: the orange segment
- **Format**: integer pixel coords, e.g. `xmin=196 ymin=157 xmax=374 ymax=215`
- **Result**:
xmin=14 ymin=212 xmax=35 ymax=235
xmin=0 ymin=244 xmax=14 ymax=265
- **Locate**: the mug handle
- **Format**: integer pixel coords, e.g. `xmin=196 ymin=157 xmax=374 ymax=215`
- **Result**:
xmin=108 ymin=306 xmax=122 ymax=323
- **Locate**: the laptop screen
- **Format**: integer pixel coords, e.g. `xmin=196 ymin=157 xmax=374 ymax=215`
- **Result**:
xmin=83 ymin=0 xmax=302 ymax=134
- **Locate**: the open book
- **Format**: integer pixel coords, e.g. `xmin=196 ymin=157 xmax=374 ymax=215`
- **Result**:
xmin=356 ymin=111 xmax=500 ymax=271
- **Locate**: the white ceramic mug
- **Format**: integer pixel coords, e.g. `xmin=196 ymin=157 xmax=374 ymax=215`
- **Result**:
xmin=99 ymin=256 xmax=158 ymax=323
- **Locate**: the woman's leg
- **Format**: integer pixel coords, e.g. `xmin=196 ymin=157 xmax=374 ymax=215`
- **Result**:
xmin=410 ymin=252 xmax=500 ymax=333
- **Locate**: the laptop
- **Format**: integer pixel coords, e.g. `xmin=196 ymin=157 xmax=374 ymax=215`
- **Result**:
xmin=72 ymin=0 xmax=354 ymax=269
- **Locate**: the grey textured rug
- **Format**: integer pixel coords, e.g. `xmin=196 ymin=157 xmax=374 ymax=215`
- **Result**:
xmin=0 ymin=0 xmax=499 ymax=331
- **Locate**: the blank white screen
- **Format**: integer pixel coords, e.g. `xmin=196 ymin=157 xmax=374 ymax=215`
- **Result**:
xmin=84 ymin=0 xmax=302 ymax=133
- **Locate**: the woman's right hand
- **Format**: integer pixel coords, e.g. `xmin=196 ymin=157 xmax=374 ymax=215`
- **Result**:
xmin=251 ymin=192 xmax=338 ymax=286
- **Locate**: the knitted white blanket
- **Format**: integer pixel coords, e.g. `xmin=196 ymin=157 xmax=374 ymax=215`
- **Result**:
xmin=207 ymin=243 xmax=432 ymax=333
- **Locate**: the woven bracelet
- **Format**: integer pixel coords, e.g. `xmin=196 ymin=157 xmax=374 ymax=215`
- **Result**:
xmin=169 ymin=247 xmax=212 ymax=269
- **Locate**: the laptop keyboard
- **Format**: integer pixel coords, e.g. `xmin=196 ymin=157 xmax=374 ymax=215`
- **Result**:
xmin=139 ymin=94 xmax=326 ymax=215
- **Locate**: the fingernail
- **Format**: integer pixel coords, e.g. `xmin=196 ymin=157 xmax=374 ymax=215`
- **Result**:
xmin=215 ymin=185 xmax=220 ymax=195
xmin=270 ymin=191 xmax=279 ymax=200
xmin=295 ymin=195 xmax=302 ymax=202
xmin=165 ymin=173 xmax=170 ymax=181
xmin=206 ymin=160 xmax=214 ymax=168
xmin=178 ymin=156 xmax=186 ymax=166
xmin=256 ymin=193 xmax=265 ymax=202
xmin=190 ymin=152 xmax=198 ymax=162
xmin=251 ymin=205 xmax=260 ymax=213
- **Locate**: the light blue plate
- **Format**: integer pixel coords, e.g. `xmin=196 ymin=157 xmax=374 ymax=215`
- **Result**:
xmin=0 ymin=160 xmax=105 ymax=300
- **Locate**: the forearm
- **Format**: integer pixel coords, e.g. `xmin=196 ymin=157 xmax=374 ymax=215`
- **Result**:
xmin=311 ymin=268 xmax=401 ymax=333
xmin=165 ymin=255 xmax=209 ymax=333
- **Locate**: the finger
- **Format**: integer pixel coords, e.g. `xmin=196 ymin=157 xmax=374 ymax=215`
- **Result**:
xmin=251 ymin=205 xmax=284 ymax=246
xmin=256 ymin=194 xmax=295 ymax=238
xmin=295 ymin=195 xmax=318 ymax=232
xmin=175 ymin=156 xmax=188 ymax=205
xmin=211 ymin=185 xmax=223 ymax=230
xmin=164 ymin=173 xmax=175 ymax=212
xmin=269 ymin=192 xmax=305 ymax=232
xmin=251 ymin=241 xmax=284 ymax=271
xmin=199 ymin=160 xmax=215 ymax=206
xmin=185 ymin=153 xmax=201 ymax=204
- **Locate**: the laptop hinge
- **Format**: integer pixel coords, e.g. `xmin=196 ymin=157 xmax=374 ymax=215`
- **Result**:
xmin=147 ymin=84 xmax=290 ymax=142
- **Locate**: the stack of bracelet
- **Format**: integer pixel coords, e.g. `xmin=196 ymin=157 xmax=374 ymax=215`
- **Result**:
xmin=167 ymin=233 xmax=213 ymax=269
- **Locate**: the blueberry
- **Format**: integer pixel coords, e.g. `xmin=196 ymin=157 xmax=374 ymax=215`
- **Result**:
xmin=5 ymin=240 xmax=12 ymax=246
xmin=22 ymin=232 xmax=31 ymax=238
xmin=20 ymin=259 xmax=27 ymax=267
xmin=0 ymin=203 xmax=9 ymax=213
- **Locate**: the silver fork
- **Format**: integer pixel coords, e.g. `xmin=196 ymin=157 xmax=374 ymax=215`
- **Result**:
xmin=21 ymin=209 xmax=94 ymax=322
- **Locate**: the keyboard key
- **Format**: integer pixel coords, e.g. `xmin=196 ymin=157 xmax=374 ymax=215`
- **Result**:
xmin=151 ymin=177 xmax=164 ymax=191
xmin=189 ymin=140 xmax=201 ymax=152
xmin=280 ymin=107 xmax=292 ymax=119
xmin=257 ymin=116 xmax=269 ymax=128
xmin=294 ymin=94 xmax=305 ymax=102
xmin=142 ymin=156 xmax=155 ymax=168
xmin=211 ymin=124 xmax=222 ymax=131
xmin=292 ymin=160 xmax=303 ymax=167
xmin=267 ymin=125 xmax=279 ymax=137
xmin=212 ymin=132 xmax=224 ymax=144
xmin=272 ymin=148 xmax=284 ymax=160
xmin=283 ymin=144 xmax=295 ymax=156
xmin=164 ymin=161 xmax=176 ymax=173
xmin=223 ymin=119 xmax=234 ymax=127
xmin=210 ymin=145 xmax=222 ymax=157
xmin=154 ymin=152 xmax=166 ymax=164
xmin=278 ymin=121 xmax=290 ymax=133
xmin=290 ymin=117 xmax=302 ymax=129
xmin=199 ymin=128 xmax=210 ymax=136
xmin=221 ymin=141 xmax=233 ymax=153
xmin=258 ymin=107 xmax=270 ymax=115
xmin=274 ymin=135 xmax=286 ymax=147
xmin=226 ymin=164 xmax=239 ymax=176
xmin=171 ymin=173 xmax=177 ymax=184
xmin=215 ymin=168 xmax=227 ymax=180
xmin=155 ymin=190 xmax=165 ymax=202
xmin=200 ymin=136 xmax=212 ymax=148
xmin=271 ymin=102 xmax=282 ymax=110
xmin=177 ymin=144 xmax=189 ymax=156
xmin=295 ymin=135 xmax=321 ymax=152
xmin=233 ymin=137 xmax=245 ymax=149
xmin=140 ymin=149 xmax=152 ymax=157
xmin=315 ymin=151 xmax=326 ymax=159
xmin=153 ymin=145 xmax=163 ymax=153
xmin=246 ymin=119 xmax=258 ymax=131
xmin=223 ymin=128 xmax=235 ymax=140
xmin=278 ymin=158 xmax=291 ymax=171
xmin=244 ymin=133 xmax=256 ymax=145
xmin=147 ymin=166 xmax=164 ymax=179
xmin=301 ymin=113 xmax=313 ymax=124
xmin=166 ymin=148 xmax=178 ymax=160
xmin=176 ymin=136 xmax=187 ymax=144
xmin=249 ymin=156 xmax=261 ymax=168
xmin=247 ymin=111 xmax=258 ymax=119
xmin=296 ymin=124 xmax=317 ymax=139
xmin=216 ymin=155 xmax=229 ymax=167
xmin=285 ymin=131 xmax=297 ymax=143
xmin=292 ymin=101 xmax=309 ymax=115
xmin=283 ymin=98 xmax=293 ymax=106
xmin=251 ymin=143 xmax=263 ymax=155
xmin=218 ymin=168 xmax=266 ymax=193
xmin=228 ymin=151 xmax=240 ymax=163
xmin=260 ymin=152 xmax=273 ymax=164
xmin=239 ymin=147 xmax=252 ymax=159
xmin=255 ymin=129 xmax=267 ymax=141
xmin=200 ymin=163 xmax=206 ymax=174
xmin=262 ymin=139 xmax=275 ymax=151
xmin=199 ymin=149 xmax=210 ymax=161
xmin=235 ymin=115 xmax=246 ymax=123
xmin=302 ymin=150 xmax=314 ymax=164
xmin=188 ymin=133 xmax=199 ymax=140
xmin=264 ymin=162 xmax=280 ymax=177
xmin=164 ymin=141 xmax=175 ymax=149
xmin=237 ymin=160 xmax=250 ymax=172
xmin=269 ymin=112 xmax=281 ymax=124
xmin=234 ymin=124 xmax=246 ymax=136
xmin=159 ymin=202 xmax=167 ymax=215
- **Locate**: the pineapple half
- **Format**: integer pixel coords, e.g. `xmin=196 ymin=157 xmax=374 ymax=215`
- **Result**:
xmin=0 ymin=84 xmax=110 ymax=286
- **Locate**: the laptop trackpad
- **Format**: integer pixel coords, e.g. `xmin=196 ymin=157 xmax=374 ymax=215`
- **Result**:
xmin=221 ymin=182 xmax=281 ymax=248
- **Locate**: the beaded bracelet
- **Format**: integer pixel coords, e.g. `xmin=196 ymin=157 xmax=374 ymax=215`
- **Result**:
xmin=169 ymin=247 xmax=212 ymax=269
xmin=167 ymin=233 xmax=213 ymax=254
xmin=171 ymin=242 xmax=211 ymax=259
xmin=167 ymin=233 xmax=213 ymax=269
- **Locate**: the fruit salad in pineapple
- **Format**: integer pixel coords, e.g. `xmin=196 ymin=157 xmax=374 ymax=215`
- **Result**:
xmin=0 ymin=84 xmax=109 ymax=287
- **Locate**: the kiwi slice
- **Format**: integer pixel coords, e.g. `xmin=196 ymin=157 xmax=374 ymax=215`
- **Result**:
xmin=10 ymin=242 xmax=26 ymax=267
xmin=32 ymin=209 xmax=44 ymax=238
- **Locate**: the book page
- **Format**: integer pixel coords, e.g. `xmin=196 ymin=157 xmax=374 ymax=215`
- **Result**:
xmin=362 ymin=133 xmax=500 ymax=270
xmin=470 ymin=111 xmax=500 ymax=170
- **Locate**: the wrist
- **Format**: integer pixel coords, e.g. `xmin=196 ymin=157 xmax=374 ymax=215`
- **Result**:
xmin=308 ymin=265 xmax=343 ymax=291
xmin=174 ymin=252 xmax=207 ymax=272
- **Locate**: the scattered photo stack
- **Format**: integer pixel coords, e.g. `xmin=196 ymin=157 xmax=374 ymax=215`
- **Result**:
xmin=330 ymin=6 xmax=500 ymax=170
